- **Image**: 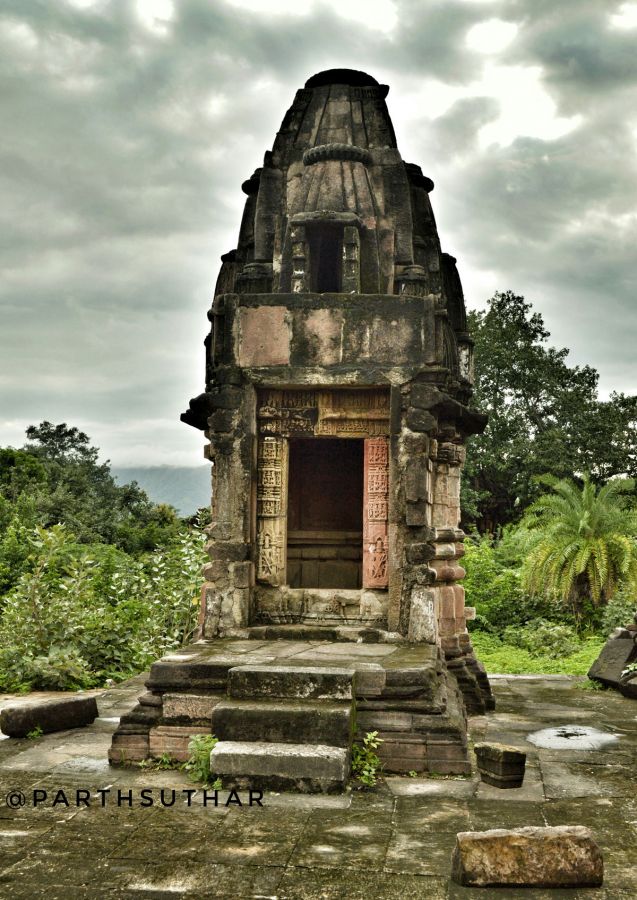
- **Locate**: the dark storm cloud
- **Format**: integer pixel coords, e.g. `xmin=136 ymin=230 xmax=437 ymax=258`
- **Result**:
xmin=0 ymin=0 xmax=635 ymax=462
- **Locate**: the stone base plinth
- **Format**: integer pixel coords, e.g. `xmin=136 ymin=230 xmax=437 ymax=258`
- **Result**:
xmin=107 ymin=629 xmax=493 ymax=786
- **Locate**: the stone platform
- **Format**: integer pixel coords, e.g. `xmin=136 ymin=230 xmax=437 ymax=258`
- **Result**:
xmin=109 ymin=630 xmax=477 ymax=786
xmin=2 ymin=675 xmax=636 ymax=898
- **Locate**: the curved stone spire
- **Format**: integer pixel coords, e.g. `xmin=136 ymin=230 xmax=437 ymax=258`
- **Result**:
xmin=214 ymin=69 xmax=456 ymax=303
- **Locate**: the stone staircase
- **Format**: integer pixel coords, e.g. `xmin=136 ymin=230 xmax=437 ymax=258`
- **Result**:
xmin=108 ymin=633 xmax=489 ymax=786
xmin=210 ymin=665 xmax=356 ymax=793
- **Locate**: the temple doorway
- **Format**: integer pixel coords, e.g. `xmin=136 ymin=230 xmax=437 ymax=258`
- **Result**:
xmin=286 ymin=438 xmax=363 ymax=588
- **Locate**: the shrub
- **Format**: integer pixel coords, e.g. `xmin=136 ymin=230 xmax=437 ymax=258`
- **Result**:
xmin=601 ymin=587 xmax=637 ymax=635
xmin=0 ymin=520 xmax=207 ymax=692
xmin=351 ymin=731 xmax=384 ymax=787
xmin=501 ymin=620 xmax=580 ymax=658
xmin=183 ymin=734 xmax=221 ymax=788
xmin=463 ymin=534 xmax=567 ymax=632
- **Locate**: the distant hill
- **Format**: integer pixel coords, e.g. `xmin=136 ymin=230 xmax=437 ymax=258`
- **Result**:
xmin=113 ymin=466 xmax=210 ymax=516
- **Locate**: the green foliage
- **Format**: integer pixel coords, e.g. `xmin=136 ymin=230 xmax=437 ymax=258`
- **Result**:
xmin=182 ymin=734 xmax=221 ymax=788
xmin=464 ymin=291 xmax=637 ymax=531
xmin=501 ymin=620 xmax=580 ymax=658
xmin=622 ymin=661 xmax=637 ymax=678
xmin=521 ymin=475 xmax=637 ymax=619
xmin=470 ymin=631 xmax=604 ymax=675
xmin=26 ymin=725 xmax=43 ymax=740
xmin=139 ymin=752 xmax=180 ymax=771
xmin=351 ymin=731 xmax=383 ymax=787
xmin=600 ymin=587 xmax=637 ymax=635
xmin=0 ymin=423 xmax=183 ymax=576
xmin=0 ymin=519 xmax=207 ymax=692
xmin=463 ymin=534 xmax=565 ymax=632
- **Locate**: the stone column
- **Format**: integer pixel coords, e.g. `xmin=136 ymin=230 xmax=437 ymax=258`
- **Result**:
xmin=429 ymin=438 xmax=494 ymax=712
xmin=341 ymin=225 xmax=361 ymax=293
xmin=200 ymin=383 xmax=255 ymax=637
xmin=290 ymin=223 xmax=308 ymax=293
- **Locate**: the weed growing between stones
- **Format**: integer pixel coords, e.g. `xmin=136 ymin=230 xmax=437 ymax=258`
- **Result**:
xmin=26 ymin=725 xmax=43 ymax=740
xmin=351 ymin=731 xmax=383 ymax=788
xmin=182 ymin=734 xmax=222 ymax=788
xmin=139 ymin=752 xmax=180 ymax=771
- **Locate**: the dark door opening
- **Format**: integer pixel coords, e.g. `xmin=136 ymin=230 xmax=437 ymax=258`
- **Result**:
xmin=287 ymin=438 xmax=363 ymax=588
xmin=308 ymin=224 xmax=343 ymax=292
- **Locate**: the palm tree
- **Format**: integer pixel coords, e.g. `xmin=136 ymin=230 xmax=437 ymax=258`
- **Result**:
xmin=521 ymin=475 xmax=637 ymax=620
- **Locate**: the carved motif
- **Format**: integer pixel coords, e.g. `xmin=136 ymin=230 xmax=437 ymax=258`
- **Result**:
xmin=256 ymin=437 xmax=288 ymax=585
xmin=371 ymin=536 xmax=388 ymax=581
xmin=363 ymin=436 xmax=389 ymax=589
xmin=257 ymin=388 xmax=389 ymax=438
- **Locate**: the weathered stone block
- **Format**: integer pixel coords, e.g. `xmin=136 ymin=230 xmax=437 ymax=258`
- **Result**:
xmin=0 ymin=695 xmax=98 ymax=738
xmin=212 ymin=698 xmax=354 ymax=747
xmin=108 ymin=733 xmax=149 ymax=765
xmin=405 ymin=542 xmax=434 ymax=564
xmin=406 ymin=409 xmax=437 ymax=432
xmin=451 ymin=826 xmax=603 ymax=887
xmin=161 ymin=693 xmax=220 ymax=724
xmin=228 ymin=665 xmax=354 ymax=701
xmin=408 ymin=587 xmax=437 ymax=642
xmin=405 ymin=503 xmax=427 ymax=527
xmin=588 ymin=637 xmax=636 ymax=687
xmin=211 ymin=740 xmax=349 ymax=792
xmin=475 ymin=742 xmax=526 ymax=788
xmin=237 ymin=306 xmax=290 ymax=366
xmin=232 ymin=562 xmax=254 ymax=588
xmin=410 ymin=384 xmax=443 ymax=410
xmin=149 ymin=725 xmax=196 ymax=761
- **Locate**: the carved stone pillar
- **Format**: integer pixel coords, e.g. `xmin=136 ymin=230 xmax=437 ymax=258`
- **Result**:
xmin=341 ymin=225 xmax=361 ymax=293
xmin=256 ymin=436 xmax=289 ymax=586
xmin=363 ymin=437 xmax=389 ymax=589
xmin=290 ymin=223 xmax=307 ymax=293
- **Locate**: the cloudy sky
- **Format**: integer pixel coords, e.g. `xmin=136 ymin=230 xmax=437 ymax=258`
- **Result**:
xmin=1 ymin=0 xmax=636 ymax=465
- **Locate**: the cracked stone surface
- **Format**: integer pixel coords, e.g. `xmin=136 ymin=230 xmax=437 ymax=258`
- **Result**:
xmin=1 ymin=673 xmax=636 ymax=898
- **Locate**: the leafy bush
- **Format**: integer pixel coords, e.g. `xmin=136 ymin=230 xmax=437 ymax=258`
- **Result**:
xmin=601 ymin=587 xmax=637 ymax=635
xmin=0 ymin=520 xmax=206 ymax=692
xmin=501 ymin=620 xmax=580 ymax=658
xmin=183 ymin=734 xmax=221 ymax=788
xmin=463 ymin=534 xmax=567 ymax=632
xmin=351 ymin=731 xmax=383 ymax=787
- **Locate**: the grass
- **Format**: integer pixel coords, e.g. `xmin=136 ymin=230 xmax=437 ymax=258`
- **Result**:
xmin=470 ymin=631 xmax=605 ymax=675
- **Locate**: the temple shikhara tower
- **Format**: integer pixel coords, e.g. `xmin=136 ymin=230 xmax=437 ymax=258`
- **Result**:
xmin=110 ymin=69 xmax=494 ymax=790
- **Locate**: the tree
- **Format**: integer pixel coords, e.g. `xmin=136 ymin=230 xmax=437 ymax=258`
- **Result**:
xmin=521 ymin=475 xmax=637 ymax=623
xmin=464 ymin=291 xmax=637 ymax=531
xmin=0 ymin=423 xmax=182 ymax=559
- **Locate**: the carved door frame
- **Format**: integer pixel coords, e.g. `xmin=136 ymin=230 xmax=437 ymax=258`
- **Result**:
xmin=255 ymin=388 xmax=390 ymax=590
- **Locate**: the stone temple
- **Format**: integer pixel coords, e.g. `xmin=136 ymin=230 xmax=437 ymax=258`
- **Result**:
xmin=109 ymin=69 xmax=494 ymax=790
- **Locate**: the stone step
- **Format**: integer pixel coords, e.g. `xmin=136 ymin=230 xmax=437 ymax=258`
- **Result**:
xmin=212 ymin=698 xmax=354 ymax=747
xmin=227 ymin=665 xmax=355 ymax=701
xmin=210 ymin=740 xmax=350 ymax=793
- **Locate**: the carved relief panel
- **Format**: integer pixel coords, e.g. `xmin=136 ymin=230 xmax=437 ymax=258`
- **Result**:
xmin=363 ymin=437 xmax=389 ymax=589
xmin=256 ymin=436 xmax=288 ymax=585
xmin=257 ymin=388 xmax=389 ymax=438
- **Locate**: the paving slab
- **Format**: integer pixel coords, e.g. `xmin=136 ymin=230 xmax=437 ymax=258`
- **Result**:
xmin=0 ymin=673 xmax=636 ymax=898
